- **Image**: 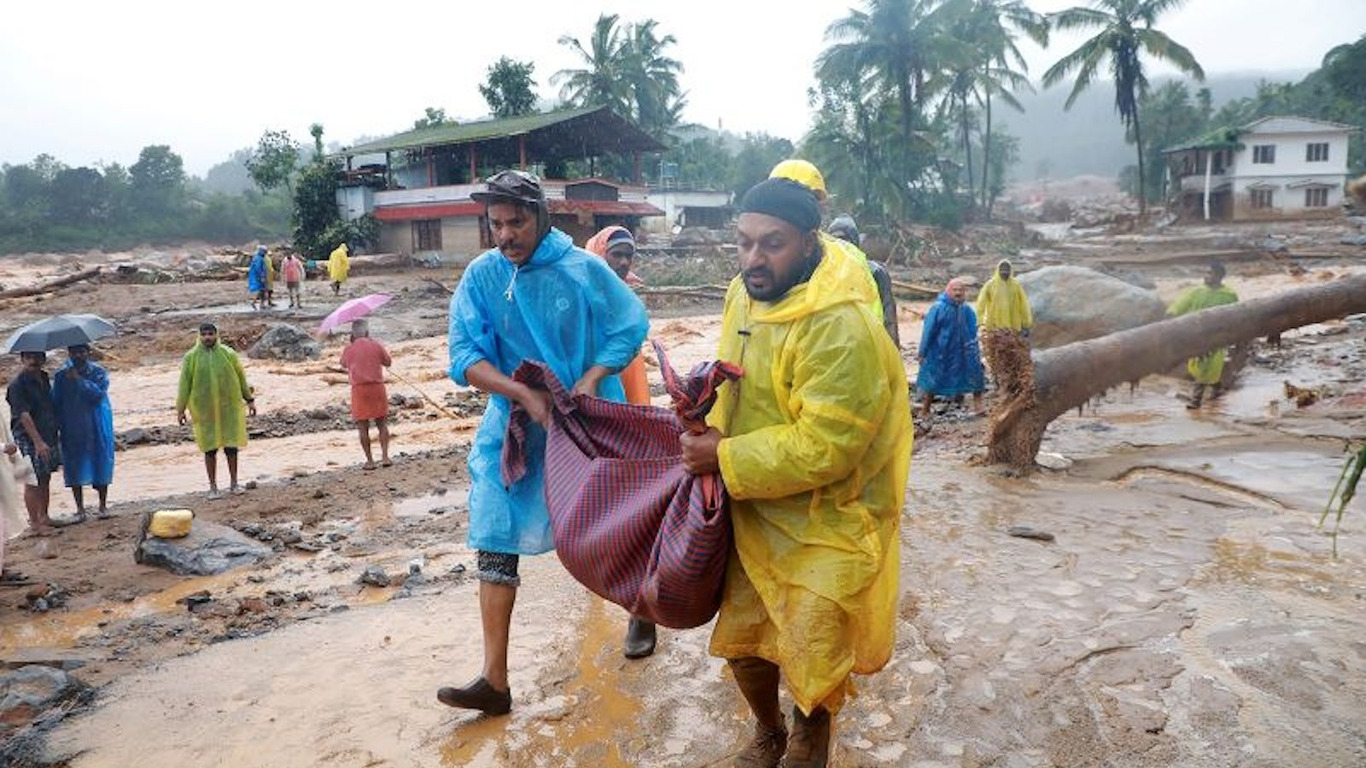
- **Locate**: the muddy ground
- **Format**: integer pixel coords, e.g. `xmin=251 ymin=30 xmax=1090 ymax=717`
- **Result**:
xmin=1 ymin=225 xmax=1365 ymax=768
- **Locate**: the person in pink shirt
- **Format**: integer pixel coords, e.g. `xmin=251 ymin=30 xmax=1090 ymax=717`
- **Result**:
xmin=282 ymin=253 xmax=306 ymax=309
xmin=339 ymin=320 xmax=393 ymax=469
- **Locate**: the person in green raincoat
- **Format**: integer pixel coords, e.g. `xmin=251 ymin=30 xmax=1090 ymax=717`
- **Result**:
xmin=176 ymin=323 xmax=257 ymax=498
xmin=1168 ymin=261 xmax=1238 ymax=408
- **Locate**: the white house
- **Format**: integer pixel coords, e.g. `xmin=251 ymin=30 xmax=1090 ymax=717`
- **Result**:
xmin=640 ymin=188 xmax=732 ymax=235
xmin=1163 ymin=116 xmax=1355 ymax=221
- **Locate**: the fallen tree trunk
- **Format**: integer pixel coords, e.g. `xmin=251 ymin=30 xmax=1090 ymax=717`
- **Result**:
xmin=890 ymin=279 xmax=940 ymax=299
xmin=0 ymin=267 xmax=101 ymax=299
xmin=988 ymin=273 xmax=1366 ymax=467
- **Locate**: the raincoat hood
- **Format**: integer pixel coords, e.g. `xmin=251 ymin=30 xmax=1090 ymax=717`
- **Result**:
xmin=517 ymin=227 xmax=574 ymax=269
xmin=740 ymin=237 xmax=878 ymax=326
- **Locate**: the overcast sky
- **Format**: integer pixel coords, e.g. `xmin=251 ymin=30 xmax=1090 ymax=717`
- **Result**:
xmin=2 ymin=0 xmax=1362 ymax=176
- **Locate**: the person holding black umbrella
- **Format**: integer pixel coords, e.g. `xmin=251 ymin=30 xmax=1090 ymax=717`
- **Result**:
xmin=6 ymin=351 xmax=61 ymax=535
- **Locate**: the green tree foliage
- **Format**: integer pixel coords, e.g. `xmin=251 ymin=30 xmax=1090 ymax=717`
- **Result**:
xmin=803 ymin=0 xmax=988 ymax=224
xmin=309 ymin=123 xmax=326 ymax=163
xmin=1212 ymin=35 xmax=1366 ymax=172
xmin=1042 ymin=0 xmax=1205 ymax=216
xmin=412 ymin=108 xmax=452 ymax=130
xmin=480 ymin=57 xmax=538 ymax=119
xmin=291 ymin=161 xmax=343 ymax=259
xmin=555 ymin=14 xmax=686 ymax=138
xmin=245 ymin=129 xmax=301 ymax=193
xmin=129 ymin=145 xmax=187 ymax=217
xmin=729 ymin=134 xmax=795 ymax=200
xmin=0 ymin=147 xmax=289 ymax=253
xmin=1123 ymin=80 xmax=1205 ymax=201
xmin=659 ymin=136 xmax=732 ymax=189
xmin=49 ymin=167 xmax=108 ymax=226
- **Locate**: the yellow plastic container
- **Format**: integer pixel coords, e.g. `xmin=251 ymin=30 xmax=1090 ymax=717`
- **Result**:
xmin=148 ymin=509 xmax=194 ymax=538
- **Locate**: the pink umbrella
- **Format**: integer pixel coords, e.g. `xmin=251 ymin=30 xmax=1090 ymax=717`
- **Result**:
xmin=317 ymin=293 xmax=393 ymax=335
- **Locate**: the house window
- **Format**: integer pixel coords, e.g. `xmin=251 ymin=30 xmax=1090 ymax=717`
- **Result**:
xmin=1250 ymin=189 xmax=1274 ymax=209
xmin=1211 ymin=150 xmax=1226 ymax=175
xmin=1252 ymin=145 xmax=1276 ymax=164
xmin=1306 ymin=143 xmax=1329 ymax=162
xmin=413 ymin=219 xmax=442 ymax=251
xmin=1305 ymin=188 xmax=1329 ymax=208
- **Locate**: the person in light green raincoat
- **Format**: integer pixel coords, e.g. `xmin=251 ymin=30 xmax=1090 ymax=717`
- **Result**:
xmin=1168 ymin=261 xmax=1238 ymax=408
xmin=176 ymin=323 xmax=256 ymax=498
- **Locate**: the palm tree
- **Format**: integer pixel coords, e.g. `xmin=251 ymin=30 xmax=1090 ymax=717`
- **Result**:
xmin=967 ymin=0 xmax=1046 ymax=212
xmin=1042 ymin=0 xmax=1204 ymax=216
xmin=818 ymin=0 xmax=949 ymax=159
xmin=626 ymin=19 xmax=685 ymax=137
xmin=553 ymin=13 xmax=633 ymax=115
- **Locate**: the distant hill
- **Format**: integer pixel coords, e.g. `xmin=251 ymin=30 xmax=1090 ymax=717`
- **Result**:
xmin=1008 ymin=70 xmax=1310 ymax=182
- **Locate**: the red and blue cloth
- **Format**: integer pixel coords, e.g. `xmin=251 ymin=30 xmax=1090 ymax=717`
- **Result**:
xmin=502 ymin=342 xmax=742 ymax=628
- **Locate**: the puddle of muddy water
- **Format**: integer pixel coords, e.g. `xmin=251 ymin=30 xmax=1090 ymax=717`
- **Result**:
xmin=440 ymin=597 xmax=644 ymax=767
xmin=0 ymin=571 xmax=242 ymax=654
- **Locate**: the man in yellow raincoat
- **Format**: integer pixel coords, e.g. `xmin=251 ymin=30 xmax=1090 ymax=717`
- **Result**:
xmin=975 ymin=259 xmax=1033 ymax=401
xmin=681 ymin=178 xmax=912 ymax=768
xmin=1168 ymin=261 xmax=1238 ymax=408
xmin=769 ymin=159 xmax=900 ymax=346
xmin=327 ymin=242 xmax=350 ymax=296
xmin=176 ymin=323 xmax=256 ymax=499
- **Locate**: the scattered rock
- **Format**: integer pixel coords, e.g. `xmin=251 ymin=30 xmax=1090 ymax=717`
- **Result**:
xmin=244 ymin=480 xmax=259 ymax=491
xmin=136 ymin=521 xmax=274 ymax=576
xmin=1007 ymin=526 xmax=1056 ymax=542
xmin=1036 ymin=452 xmax=1073 ymax=471
xmin=0 ymin=665 xmax=89 ymax=729
xmin=1016 ymin=266 xmax=1168 ymax=349
xmin=357 ymin=565 xmax=390 ymax=587
xmin=246 ymin=324 xmax=321 ymax=362
xmin=1283 ymin=381 xmax=1322 ymax=408
xmin=178 ymin=590 xmax=213 ymax=608
xmin=0 ymin=648 xmax=102 ymax=672
xmin=237 ymin=598 xmax=269 ymax=615
xmin=1339 ymin=234 xmax=1366 ymax=247
xmin=24 ymin=584 xmax=69 ymax=614
xmin=122 ymin=427 xmax=150 ymax=446
xmin=1259 ymin=236 xmax=1288 ymax=253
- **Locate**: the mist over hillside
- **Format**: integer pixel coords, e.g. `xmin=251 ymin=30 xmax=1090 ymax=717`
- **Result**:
xmin=1009 ymin=70 xmax=1309 ymax=182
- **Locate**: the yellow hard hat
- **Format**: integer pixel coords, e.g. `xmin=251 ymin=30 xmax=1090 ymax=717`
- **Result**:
xmin=769 ymin=159 xmax=827 ymax=201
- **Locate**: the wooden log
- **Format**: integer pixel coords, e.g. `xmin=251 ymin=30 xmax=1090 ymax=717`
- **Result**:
xmin=0 ymin=267 xmax=101 ymax=299
xmin=987 ymin=273 xmax=1366 ymax=467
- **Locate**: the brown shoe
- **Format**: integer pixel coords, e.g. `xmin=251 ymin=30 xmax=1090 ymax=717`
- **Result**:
xmin=781 ymin=706 xmax=830 ymax=767
xmin=436 ymin=677 xmax=511 ymax=715
xmin=735 ymin=721 xmax=787 ymax=768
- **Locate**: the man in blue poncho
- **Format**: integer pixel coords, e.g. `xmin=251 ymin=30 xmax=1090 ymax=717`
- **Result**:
xmin=247 ymin=246 xmax=268 ymax=311
xmin=439 ymin=170 xmax=649 ymax=715
xmin=916 ymin=279 xmax=985 ymax=418
xmin=51 ymin=344 xmax=115 ymax=519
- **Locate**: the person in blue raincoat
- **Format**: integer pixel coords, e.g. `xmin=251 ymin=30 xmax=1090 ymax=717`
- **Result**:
xmin=51 ymin=344 xmax=115 ymax=519
xmin=440 ymin=170 xmax=649 ymax=716
xmin=916 ymin=278 xmax=986 ymax=418
xmin=247 ymin=246 xmax=268 ymax=310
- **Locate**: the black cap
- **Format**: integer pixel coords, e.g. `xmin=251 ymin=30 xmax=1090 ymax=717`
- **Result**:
xmin=471 ymin=170 xmax=545 ymax=206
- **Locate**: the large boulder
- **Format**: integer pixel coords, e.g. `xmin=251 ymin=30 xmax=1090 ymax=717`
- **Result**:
xmin=1017 ymin=266 xmax=1168 ymax=349
xmin=136 ymin=520 xmax=273 ymax=576
xmin=247 ymin=323 xmax=321 ymax=362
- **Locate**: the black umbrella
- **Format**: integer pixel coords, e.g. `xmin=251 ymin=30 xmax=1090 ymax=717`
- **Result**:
xmin=3 ymin=314 xmax=117 ymax=353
